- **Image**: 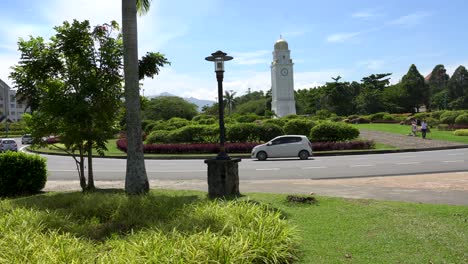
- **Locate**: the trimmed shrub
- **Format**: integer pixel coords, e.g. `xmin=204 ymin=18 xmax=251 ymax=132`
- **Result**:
xmin=227 ymin=123 xmax=259 ymax=143
xmin=453 ymin=129 xmax=468 ymax=136
xmin=454 ymin=114 xmax=468 ymax=125
xmin=262 ymin=118 xmax=286 ymax=128
xmin=312 ymin=140 xmax=375 ymax=151
xmin=412 ymin=112 xmax=429 ymax=120
xmin=167 ymin=117 xmax=191 ymax=128
xmin=430 ymin=111 xmax=445 ymax=120
xmin=315 ymin=109 xmax=332 ymax=120
xmin=283 ymin=119 xmax=315 ymax=135
xmin=192 ymin=115 xmax=215 ymax=122
xmin=440 ymin=111 xmax=462 ymax=125
xmin=310 ymin=122 xmax=359 ymax=142
xmin=257 ymin=123 xmax=285 ymax=142
xmin=196 ymin=118 xmax=216 ymax=125
xmin=146 ymin=130 xmax=172 ymax=144
xmin=169 ymin=125 xmax=216 ymax=143
xmin=118 ymin=140 xmax=259 ymax=154
xmin=147 ymin=120 xmax=176 ymax=132
xmin=235 ymin=114 xmax=263 ymax=123
xmin=0 ymin=152 xmax=47 ymax=196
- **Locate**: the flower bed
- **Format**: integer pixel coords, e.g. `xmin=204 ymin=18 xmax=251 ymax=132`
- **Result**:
xmin=117 ymin=139 xmax=375 ymax=154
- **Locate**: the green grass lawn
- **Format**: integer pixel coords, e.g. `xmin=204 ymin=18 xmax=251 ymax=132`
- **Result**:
xmin=1 ymin=190 xmax=466 ymax=263
xmin=354 ymin=123 xmax=468 ymax=144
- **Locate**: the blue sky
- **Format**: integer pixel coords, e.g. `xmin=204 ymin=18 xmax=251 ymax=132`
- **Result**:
xmin=1 ymin=0 xmax=467 ymax=100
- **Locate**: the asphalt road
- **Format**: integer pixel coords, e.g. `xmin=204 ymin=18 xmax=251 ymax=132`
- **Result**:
xmin=40 ymin=148 xmax=468 ymax=181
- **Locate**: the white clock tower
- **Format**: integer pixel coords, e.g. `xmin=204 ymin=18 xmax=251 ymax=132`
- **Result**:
xmin=271 ymin=37 xmax=296 ymax=117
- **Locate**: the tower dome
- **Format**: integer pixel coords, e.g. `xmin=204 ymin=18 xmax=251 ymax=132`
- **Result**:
xmin=274 ymin=37 xmax=288 ymax=50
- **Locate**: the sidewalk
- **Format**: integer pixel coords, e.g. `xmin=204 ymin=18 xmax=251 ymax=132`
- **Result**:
xmin=44 ymin=171 xmax=468 ymax=206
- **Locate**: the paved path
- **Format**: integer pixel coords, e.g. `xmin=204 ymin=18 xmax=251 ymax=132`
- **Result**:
xmin=359 ymin=129 xmax=465 ymax=149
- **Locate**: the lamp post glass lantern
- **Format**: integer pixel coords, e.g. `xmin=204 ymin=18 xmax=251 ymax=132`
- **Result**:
xmin=205 ymin=50 xmax=233 ymax=160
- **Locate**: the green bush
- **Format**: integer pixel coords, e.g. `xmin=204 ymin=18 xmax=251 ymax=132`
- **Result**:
xmin=283 ymin=119 xmax=315 ymax=135
xmin=167 ymin=117 xmax=191 ymax=128
xmin=315 ymin=109 xmax=333 ymax=120
xmin=453 ymin=129 xmax=468 ymax=136
xmin=235 ymin=114 xmax=263 ymax=123
xmin=369 ymin=112 xmax=395 ymax=121
xmin=169 ymin=125 xmax=217 ymax=143
xmin=257 ymin=123 xmax=285 ymax=142
xmin=430 ymin=111 xmax=445 ymax=120
xmin=148 ymin=120 xmax=176 ymax=132
xmin=310 ymin=122 xmax=359 ymax=142
xmin=412 ymin=113 xmax=429 ymax=120
xmin=440 ymin=111 xmax=462 ymax=125
xmin=196 ymin=118 xmax=216 ymax=125
xmin=192 ymin=115 xmax=215 ymax=122
xmin=262 ymin=118 xmax=286 ymax=128
xmin=0 ymin=152 xmax=47 ymax=196
xmin=146 ymin=130 xmax=172 ymax=144
xmin=227 ymin=123 xmax=259 ymax=142
xmin=454 ymin=114 xmax=468 ymax=125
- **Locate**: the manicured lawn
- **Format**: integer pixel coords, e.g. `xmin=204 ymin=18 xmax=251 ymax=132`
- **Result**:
xmin=354 ymin=123 xmax=468 ymax=144
xmin=1 ymin=190 xmax=466 ymax=263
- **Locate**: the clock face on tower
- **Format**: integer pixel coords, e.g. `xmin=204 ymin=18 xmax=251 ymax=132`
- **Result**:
xmin=281 ymin=68 xmax=288 ymax=76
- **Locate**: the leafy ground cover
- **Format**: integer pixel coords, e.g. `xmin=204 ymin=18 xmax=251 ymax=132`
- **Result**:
xmin=354 ymin=123 xmax=468 ymax=144
xmin=1 ymin=190 xmax=466 ymax=263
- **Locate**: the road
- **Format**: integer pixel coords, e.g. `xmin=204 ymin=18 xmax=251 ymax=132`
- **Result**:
xmin=40 ymin=148 xmax=468 ymax=181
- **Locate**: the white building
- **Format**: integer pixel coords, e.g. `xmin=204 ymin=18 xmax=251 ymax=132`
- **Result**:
xmin=271 ymin=37 xmax=296 ymax=117
xmin=0 ymin=79 xmax=30 ymax=122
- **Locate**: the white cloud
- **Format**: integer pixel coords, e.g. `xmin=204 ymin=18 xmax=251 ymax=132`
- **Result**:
xmin=231 ymin=50 xmax=270 ymax=65
xmin=326 ymin=32 xmax=360 ymax=43
xmin=387 ymin=12 xmax=430 ymax=27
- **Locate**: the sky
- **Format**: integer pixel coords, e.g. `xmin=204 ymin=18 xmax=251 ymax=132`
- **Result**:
xmin=1 ymin=0 xmax=468 ymax=101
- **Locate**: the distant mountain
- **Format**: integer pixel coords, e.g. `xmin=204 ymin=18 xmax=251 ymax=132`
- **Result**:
xmin=148 ymin=92 xmax=215 ymax=112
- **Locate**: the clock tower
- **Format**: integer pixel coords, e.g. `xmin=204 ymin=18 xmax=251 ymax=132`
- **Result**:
xmin=271 ymin=36 xmax=296 ymax=117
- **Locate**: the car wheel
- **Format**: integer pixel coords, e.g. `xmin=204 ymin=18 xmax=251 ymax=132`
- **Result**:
xmin=299 ymin=150 xmax=309 ymax=160
xmin=257 ymin=151 xmax=267 ymax=161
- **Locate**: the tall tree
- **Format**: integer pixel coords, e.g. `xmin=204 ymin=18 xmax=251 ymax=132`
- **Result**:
xmin=11 ymin=20 xmax=124 ymax=191
xmin=427 ymin=64 xmax=449 ymax=110
xmin=223 ymin=90 xmax=237 ymax=115
xmin=447 ymin=65 xmax=468 ymax=109
xmin=355 ymin=73 xmax=391 ymax=114
xmin=122 ymin=0 xmax=150 ymax=194
xmin=400 ymin=64 xmax=428 ymax=112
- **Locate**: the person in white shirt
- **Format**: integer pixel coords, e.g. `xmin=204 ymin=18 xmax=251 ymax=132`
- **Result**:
xmin=421 ymin=119 xmax=428 ymax=139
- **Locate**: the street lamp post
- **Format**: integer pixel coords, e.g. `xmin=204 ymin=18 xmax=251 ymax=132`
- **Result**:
xmin=204 ymin=50 xmax=240 ymax=198
xmin=205 ymin=50 xmax=233 ymax=160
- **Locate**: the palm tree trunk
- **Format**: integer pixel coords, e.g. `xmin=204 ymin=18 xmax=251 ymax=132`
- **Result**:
xmin=122 ymin=0 xmax=149 ymax=194
xmin=86 ymin=141 xmax=95 ymax=191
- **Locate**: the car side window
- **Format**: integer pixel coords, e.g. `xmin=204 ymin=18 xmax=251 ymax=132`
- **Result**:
xmin=271 ymin=138 xmax=282 ymax=145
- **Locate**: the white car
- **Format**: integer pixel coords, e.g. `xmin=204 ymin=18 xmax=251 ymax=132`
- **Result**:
xmin=0 ymin=139 xmax=18 ymax=152
xmin=251 ymin=135 xmax=313 ymax=161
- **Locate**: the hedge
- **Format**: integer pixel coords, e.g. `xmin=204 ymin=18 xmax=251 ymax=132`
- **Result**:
xmin=283 ymin=119 xmax=315 ymax=136
xmin=454 ymin=114 xmax=468 ymax=125
xmin=453 ymin=129 xmax=468 ymax=136
xmin=0 ymin=151 xmax=47 ymax=196
xmin=310 ymin=122 xmax=359 ymax=142
xmin=312 ymin=140 xmax=375 ymax=151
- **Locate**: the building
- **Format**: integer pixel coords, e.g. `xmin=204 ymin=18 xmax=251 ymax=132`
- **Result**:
xmin=271 ymin=36 xmax=296 ymax=117
xmin=0 ymin=79 xmax=30 ymax=122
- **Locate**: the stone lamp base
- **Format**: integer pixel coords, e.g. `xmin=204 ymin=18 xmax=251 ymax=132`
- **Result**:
xmin=204 ymin=158 xmax=241 ymax=198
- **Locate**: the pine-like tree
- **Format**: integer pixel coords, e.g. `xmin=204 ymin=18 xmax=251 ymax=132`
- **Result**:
xmin=400 ymin=64 xmax=429 ymax=112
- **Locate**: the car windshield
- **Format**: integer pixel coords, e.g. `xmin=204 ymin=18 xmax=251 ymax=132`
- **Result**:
xmin=2 ymin=140 xmax=15 ymax=144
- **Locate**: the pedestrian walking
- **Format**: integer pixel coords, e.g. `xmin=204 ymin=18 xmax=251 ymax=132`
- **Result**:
xmin=411 ymin=120 xmax=418 ymax=136
xmin=421 ymin=119 xmax=428 ymax=139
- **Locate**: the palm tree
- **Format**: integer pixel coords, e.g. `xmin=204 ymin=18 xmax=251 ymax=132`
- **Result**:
xmin=224 ymin=90 xmax=237 ymax=115
xmin=122 ymin=0 xmax=151 ymax=194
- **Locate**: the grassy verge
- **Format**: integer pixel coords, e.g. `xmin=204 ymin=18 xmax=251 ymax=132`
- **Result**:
xmin=354 ymin=123 xmax=468 ymax=144
xmin=1 ymin=190 xmax=466 ymax=263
